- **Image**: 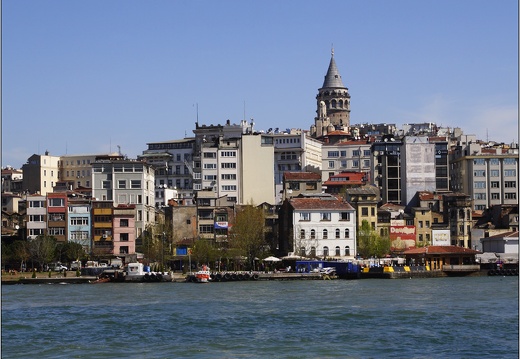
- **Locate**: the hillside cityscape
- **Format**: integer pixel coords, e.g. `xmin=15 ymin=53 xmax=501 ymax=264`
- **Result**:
xmin=2 ymin=52 xmax=518 ymax=274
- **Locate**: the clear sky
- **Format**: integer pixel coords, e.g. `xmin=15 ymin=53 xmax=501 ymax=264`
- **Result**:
xmin=2 ymin=0 xmax=518 ymax=168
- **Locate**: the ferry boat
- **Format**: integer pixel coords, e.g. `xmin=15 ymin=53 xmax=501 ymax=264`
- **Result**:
xmin=194 ymin=265 xmax=211 ymax=283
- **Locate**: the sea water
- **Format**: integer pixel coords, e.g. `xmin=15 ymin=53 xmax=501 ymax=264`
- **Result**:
xmin=1 ymin=276 xmax=518 ymax=358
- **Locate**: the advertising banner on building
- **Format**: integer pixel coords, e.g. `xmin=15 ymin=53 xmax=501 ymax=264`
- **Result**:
xmin=432 ymin=229 xmax=450 ymax=246
xmin=214 ymin=221 xmax=229 ymax=229
xmin=390 ymin=225 xmax=416 ymax=251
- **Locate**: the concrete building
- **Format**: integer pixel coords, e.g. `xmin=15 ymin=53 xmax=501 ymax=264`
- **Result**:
xmin=345 ymin=185 xmax=380 ymax=231
xmin=59 ymin=153 xmax=120 ymax=190
xmin=139 ymin=138 xmax=196 ymax=204
xmin=112 ymin=204 xmax=137 ymax=256
xmin=46 ymin=192 xmax=68 ymax=242
xmin=282 ymin=172 xmax=322 ymax=202
xmin=322 ymin=139 xmax=372 ymax=183
xmin=68 ymin=198 xmax=92 ymax=253
xmin=268 ymin=129 xmax=322 ymax=204
xmin=480 ymin=231 xmax=518 ymax=262
xmin=401 ymin=136 xmax=436 ymax=206
xmin=91 ymin=158 xmax=155 ymax=241
xmin=443 ymin=193 xmax=473 ymax=248
xmin=2 ymin=167 xmax=23 ymax=194
xmin=372 ymin=136 xmax=403 ymax=205
xmin=450 ymin=140 xmax=519 ymax=211
xmin=240 ymin=134 xmax=275 ymax=205
xmin=22 ymin=152 xmax=61 ymax=195
xmin=26 ymin=194 xmax=46 ymax=239
xmin=279 ymin=193 xmax=356 ymax=259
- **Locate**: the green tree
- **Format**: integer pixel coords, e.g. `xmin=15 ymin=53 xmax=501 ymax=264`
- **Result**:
xmin=28 ymin=235 xmax=57 ymax=271
xmin=357 ymin=220 xmax=390 ymax=258
xmin=191 ymin=239 xmax=219 ymax=267
xmin=229 ymin=204 xmax=266 ymax=270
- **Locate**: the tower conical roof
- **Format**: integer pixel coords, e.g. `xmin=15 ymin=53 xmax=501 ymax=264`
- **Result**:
xmin=322 ymin=49 xmax=345 ymax=88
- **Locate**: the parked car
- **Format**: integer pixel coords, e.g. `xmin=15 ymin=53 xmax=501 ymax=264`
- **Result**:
xmin=53 ymin=264 xmax=68 ymax=272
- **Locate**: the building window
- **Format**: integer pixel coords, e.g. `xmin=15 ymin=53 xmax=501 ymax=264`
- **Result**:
xmin=335 ymin=246 xmax=341 ymax=256
xmin=299 ymin=212 xmax=310 ymax=221
xmin=344 ymin=246 xmax=350 ymax=256
xmin=48 ymin=198 xmax=64 ymax=207
xmin=323 ymin=246 xmax=329 ymax=257
xmin=118 ymin=180 xmax=126 ymax=189
xmin=300 ymin=229 xmax=305 ymax=239
xmin=352 ymin=150 xmax=360 ymax=157
xmin=120 ymin=233 xmax=129 ymax=242
xmin=345 ymin=228 xmax=350 ymax=238
xmin=490 ymin=170 xmax=499 ymax=177
xmin=491 ymin=181 xmax=500 ymax=188
xmin=323 ymin=229 xmax=328 ymax=239
xmin=361 ymin=208 xmax=368 ymax=216
xmin=120 ymin=246 xmax=129 ymax=254
xmin=328 ymin=151 xmax=339 ymax=158
xmin=120 ymin=219 xmax=129 ymax=227
xmin=474 ymin=170 xmax=486 ymax=177
xmin=341 ymin=212 xmax=351 ymax=221
xmin=328 ymin=161 xmax=335 ymax=169
xmin=310 ymin=229 xmax=316 ymax=239
xmin=474 ymin=181 xmax=486 ymax=189
xmin=505 ymin=193 xmax=517 ymax=200
xmin=131 ymin=180 xmax=141 ymax=189
xmin=505 ymin=181 xmax=516 ymax=188
xmin=321 ymin=213 xmax=331 ymax=221
xmin=504 ymin=169 xmax=516 ymax=177
xmin=491 ymin=193 xmax=500 ymax=200
xmin=102 ymin=181 xmax=111 ymax=189
xmin=335 ymin=228 xmax=340 ymax=239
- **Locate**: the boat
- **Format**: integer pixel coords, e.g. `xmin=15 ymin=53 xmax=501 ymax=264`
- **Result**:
xmin=123 ymin=263 xmax=173 ymax=282
xmin=193 ymin=265 xmax=211 ymax=283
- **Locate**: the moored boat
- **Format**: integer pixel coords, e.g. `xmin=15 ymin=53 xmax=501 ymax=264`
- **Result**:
xmin=193 ymin=265 xmax=211 ymax=283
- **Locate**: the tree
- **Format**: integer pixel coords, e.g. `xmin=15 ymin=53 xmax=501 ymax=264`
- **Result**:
xmin=191 ymin=239 xmax=219 ymax=267
xmin=292 ymin=225 xmax=320 ymax=258
xmin=229 ymin=204 xmax=267 ymax=270
xmin=12 ymin=241 xmax=30 ymax=271
xmin=28 ymin=235 xmax=57 ymax=271
xmin=357 ymin=220 xmax=390 ymax=258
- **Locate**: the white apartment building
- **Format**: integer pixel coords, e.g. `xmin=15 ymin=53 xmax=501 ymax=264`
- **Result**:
xmin=450 ymin=142 xmax=519 ymax=210
xmin=270 ymin=130 xmax=322 ymax=204
xmin=288 ymin=193 xmax=357 ymax=259
xmin=91 ymin=159 xmax=155 ymax=239
xmin=26 ymin=194 xmax=47 ymax=239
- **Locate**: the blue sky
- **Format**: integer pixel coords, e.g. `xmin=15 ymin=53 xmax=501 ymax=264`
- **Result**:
xmin=2 ymin=0 xmax=518 ymax=168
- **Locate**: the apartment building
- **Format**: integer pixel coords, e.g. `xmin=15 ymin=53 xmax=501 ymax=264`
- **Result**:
xmin=59 ymin=154 xmax=109 ymax=190
xmin=401 ymin=136 xmax=436 ymax=206
xmin=22 ymin=152 xmax=60 ymax=195
xmin=322 ymin=139 xmax=372 ymax=183
xmin=279 ymin=193 xmax=356 ymax=259
xmin=68 ymin=198 xmax=92 ymax=253
xmin=46 ymin=192 xmax=68 ymax=242
xmin=2 ymin=167 xmax=23 ymax=194
xmin=91 ymin=158 xmax=155 ymax=241
xmin=344 ymin=185 xmax=380 ymax=231
xmin=450 ymin=141 xmax=519 ymax=210
xmin=113 ymin=204 xmax=137 ymax=256
xmin=26 ymin=194 xmax=46 ymax=239
xmin=269 ymin=129 xmax=322 ymax=204
xmin=139 ymin=138 xmax=195 ymax=203
xmin=282 ymin=172 xmax=322 ymax=202
xmin=240 ymin=134 xmax=275 ymax=205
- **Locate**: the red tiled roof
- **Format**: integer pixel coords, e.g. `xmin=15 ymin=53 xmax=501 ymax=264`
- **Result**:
xmin=290 ymin=197 xmax=354 ymax=210
xmin=283 ymin=172 xmax=322 ymax=181
xmin=403 ymin=246 xmax=481 ymax=255
xmin=487 ymin=231 xmax=519 ymax=239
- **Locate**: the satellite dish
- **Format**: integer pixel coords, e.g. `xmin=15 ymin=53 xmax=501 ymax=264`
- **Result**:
xmin=15 ymin=225 xmax=20 ymax=230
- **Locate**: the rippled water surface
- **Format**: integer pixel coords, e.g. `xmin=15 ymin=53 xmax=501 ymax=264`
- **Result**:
xmin=2 ymin=276 xmax=518 ymax=358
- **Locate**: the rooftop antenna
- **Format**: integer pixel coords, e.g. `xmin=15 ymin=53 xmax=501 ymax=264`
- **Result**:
xmin=486 ymin=128 xmax=489 ymax=142
xmin=243 ymin=100 xmax=246 ymax=121
xmin=195 ymin=103 xmax=199 ymax=126
xmin=117 ymin=145 xmax=121 ymax=156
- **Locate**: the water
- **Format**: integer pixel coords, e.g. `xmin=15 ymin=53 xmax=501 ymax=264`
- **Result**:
xmin=2 ymin=276 xmax=518 ymax=359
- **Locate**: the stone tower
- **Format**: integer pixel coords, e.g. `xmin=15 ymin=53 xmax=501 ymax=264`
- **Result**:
xmin=311 ymin=49 xmax=351 ymax=138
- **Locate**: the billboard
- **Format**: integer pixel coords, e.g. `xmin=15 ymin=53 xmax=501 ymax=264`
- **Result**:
xmin=390 ymin=225 xmax=416 ymax=251
xmin=432 ymin=229 xmax=450 ymax=246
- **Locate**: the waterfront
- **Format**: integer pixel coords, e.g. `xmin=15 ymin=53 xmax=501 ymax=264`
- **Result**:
xmin=2 ymin=276 xmax=518 ymax=358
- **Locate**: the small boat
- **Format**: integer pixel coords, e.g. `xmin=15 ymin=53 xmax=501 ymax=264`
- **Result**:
xmin=194 ymin=265 xmax=211 ymax=283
